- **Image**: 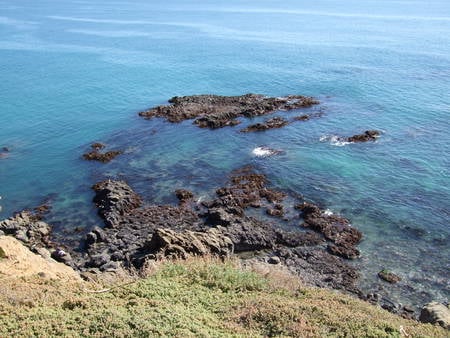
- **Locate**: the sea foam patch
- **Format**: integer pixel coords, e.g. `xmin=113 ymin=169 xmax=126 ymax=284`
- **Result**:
xmin=320 ymin=135 xmax=351 ymax=147
xmin=252 ymin=146 xmax=282 ymax=157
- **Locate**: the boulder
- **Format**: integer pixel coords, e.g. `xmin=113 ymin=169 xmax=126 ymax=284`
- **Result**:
xmin=346 ymin=130 xmax=380 ymax=143
xmin=92 ymin=180 xmax=142 ymax=228
xmin=378 ymin=269 xmax=402 ymax=284
xmin=145 ymin=228 xmax=233 ymax=259
xmin=419 ymin=302 xmax=450 ymax=329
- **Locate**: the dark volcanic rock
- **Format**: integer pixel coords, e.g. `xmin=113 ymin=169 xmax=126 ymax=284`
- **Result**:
xmin=83 ymin=143 xmax=123 ymax=163
xmin=378 ymin=269 xmax=402 ymax=284
xmin=139 ymin=94 xmax=319 ymax=129
xmin=83 ymin=150 xmax=123 ymax=163
xmin=175 ymin=189 xmax=194 ymax=204
xmin=195 ymin=112 xmax=241 ymax=129
xmin=218 ymin=217 xmax=278 ymax=252
xmin=37 ymin=162 xmax=362 ymax=298
xmin=275 ymin=229 xmax=325 ymax=247
xmin=240 ymin=117 xmax=289 ymax=133
xmin=346 ymin=130 xmax=380 ymax=143
xmin=274 ymin=246 xmax=360 ymax=293
xmin=298 ymin=202 xmax=362 ymax=259
xmin=92 ymin=180 xmax=143 ymax=228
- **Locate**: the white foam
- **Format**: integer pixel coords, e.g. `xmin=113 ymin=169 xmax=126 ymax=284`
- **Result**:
xmin=320 ymin=135 xmax=351 ymax=147
xmin=323 ymin=209 xmax=333 ymax=216
xmin=252 ymin=146 xmax=279 ymax=157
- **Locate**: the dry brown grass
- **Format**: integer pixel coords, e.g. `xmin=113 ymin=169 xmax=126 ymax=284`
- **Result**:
xmin=0 ymin=239 xmax=446 ymax=337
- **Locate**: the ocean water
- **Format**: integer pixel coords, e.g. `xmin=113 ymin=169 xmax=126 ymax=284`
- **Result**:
xmin=0 ymin=0 xmax=449 ymax=307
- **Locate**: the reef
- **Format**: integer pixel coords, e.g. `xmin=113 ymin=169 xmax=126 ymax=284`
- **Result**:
xmin=139 ymin=94 xmax=319 ymax=129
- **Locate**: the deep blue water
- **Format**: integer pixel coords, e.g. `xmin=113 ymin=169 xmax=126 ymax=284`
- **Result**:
xmin=0 ymin=0 xmax=449 ymax=307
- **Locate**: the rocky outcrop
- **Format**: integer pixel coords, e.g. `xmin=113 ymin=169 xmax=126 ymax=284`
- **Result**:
xmin=297 ymin=202 xmax=362 ymax=259
xmin=203 ymin=165 xmax=285 ymax=215
xmin=0 ymin=162 xmax=358 ymax=297
xmin=144 ymin=228 xmax=233 ymax=260
xmin=419 ymin=302 xmax=450 ymax=329
xmin=240 ymin=117 xmax=289 ymax=132
xmin=346 ymin=130 xmax=380 ymax=143
xmin=92 ymin=180 xmax=143 ymax=228
xmin=0 ymin=210 xmax=52 ymax=249
xmin=75 ymin=170 xmax=361 ymax=294
xmin=83 ymin=143 xmax=123 ymax=163
xmin=139 ymin=94 xmax=319 ymax=129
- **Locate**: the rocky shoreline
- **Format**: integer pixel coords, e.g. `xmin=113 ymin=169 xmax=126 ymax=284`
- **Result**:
xmin=1 ymin=93 xmax=447 ymax=329
xmin=0 ymin=166 xmax=423 ymax=319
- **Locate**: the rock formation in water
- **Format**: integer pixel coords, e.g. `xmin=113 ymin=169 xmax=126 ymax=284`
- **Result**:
xmin=240 ymin=117 xmax=289 ymax=132
xmin=139 ymin=94 xmax=319 ymax=129
xmin=346 ymin=130 xmax=381 ymax=142
xmin=83 ymin=143 xmax=123 ymax=163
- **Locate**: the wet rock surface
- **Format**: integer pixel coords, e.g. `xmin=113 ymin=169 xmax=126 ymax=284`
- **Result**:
xmin=83 ymin=143 xmax=123 ymax=163
xmin=0 ymin=165 xmax=427 ymax=319
xmin=139 ymin=94 xmax=319 ymax=129
xmin=297 ymin=202 xmax=362 ymax=259
xmin=240 ymin=117 xmax=289 ymax=132
xmin=378 ymin=269 xmax=402 ymax=284
xmin=346 ymin=130 xmax=380 ymax=143
xmin=175 ymin=189 xmax=194 ymax=205
xmin=92 ymin=180 xmax=143 ymax=228
xmin=73 ymin=166 xmax=361 ymax=296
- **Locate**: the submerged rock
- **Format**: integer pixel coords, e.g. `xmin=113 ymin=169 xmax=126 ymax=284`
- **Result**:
xmin=378 ymin=269 xmax=402 ymax=284
xmin=240 ymin=117 xmax=289 ymax=132
xmin=139 ymin=94 xmax=319 ymax=129
xmin=83 ymin=143 xmax=123 ymax=163
xmin=83 ymin=150 xmax=123 ymax=163
xmin=419 ymin=302 xmax=450 ymax=329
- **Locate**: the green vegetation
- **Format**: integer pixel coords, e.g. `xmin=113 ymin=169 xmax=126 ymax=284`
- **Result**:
xmin=0 ymin=246 xmax=6 ymax=259
xmin=0 ymin=258 xmax=445 ymax=337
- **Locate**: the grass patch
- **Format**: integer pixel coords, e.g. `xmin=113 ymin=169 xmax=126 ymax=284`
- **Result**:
xmin=0 ymin=258 xmax=446 ymax=337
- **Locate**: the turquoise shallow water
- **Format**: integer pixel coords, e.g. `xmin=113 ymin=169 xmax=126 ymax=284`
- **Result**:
xmin=0 ymin=0 xmax=449 ymax=307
